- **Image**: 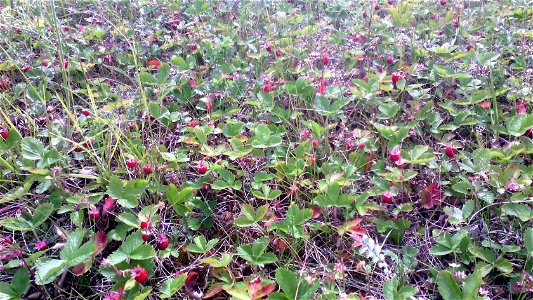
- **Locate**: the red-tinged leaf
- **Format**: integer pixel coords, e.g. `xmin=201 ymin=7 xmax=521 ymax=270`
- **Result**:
xmin=311 ymin=206 xmax=321 ymax=219
xmin=342 ymin=218 xmax=367 ymax=236
xmin=71 ymin=261 xmax=90 ymax=276
xmin=479 ymin=101 xmax=491 ymax=109
xmin=421 ymin=183 xmax=443 ymax=209
xmin=254 ymin=284 xmax=276 ymax=299
xmin=203 ymin=285 xmax=224 ymax=299
xmin=248 ymin=276 xmax=262 ymax=296
xmin=185 ymin=272 xmax=203 ymax=299
xmin=95 ymin=230 xmax=107 ymax=255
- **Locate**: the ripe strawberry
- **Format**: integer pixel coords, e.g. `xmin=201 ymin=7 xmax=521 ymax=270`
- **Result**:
xmin=386 ymin=56 xmax=394 ymax=65
xmin=126 ymin=158 xmax=137 ymax=169
xmin=89 ymin=208 xmax=101 ymax=221
xmin=312 ymin=139 xmax=319 ymax=147
xmin=382 ymin=191 xmax=394 ymax=204
xmin=104 ymin=55 xmax=112 ymax=63
xmin=0 ymin=128 xmax=9 ymax=140
xmin=156 ymin=234 xmax=170 ymax=250
xmin=262 ymin=83 xmax=273 ymax=93
xmin=15 ymin=28 xmax=22 ymax=34
xmin=300 ymin=129 xmax=310 ymax=139
xmin=22 ymin=65 xmax=31 ymax=73
xmin=64 ymin=61 xmax=69 ymax=68
xmin=188 ymin=120 xmax=197 ymax=127
xmin=140 ymin=221 xmax=150 ymax=230
xmin=197 ymin=162 xmax=208 ymax=174
xmin=35 ymin=241 xmax=49 ymax=251
xmin=466 ymin=44 xmax=474 ymax=52
xmin=171 ymin=23 xmax=178 ymax=30
xmin=363 ymin=11 xmax=368 ymax=18
xmin=214 ymin=91 xmax=222 ymax=99
xmin=38 ymin=117 xmax=47 ymax=125
xmin=374 ymin=4 xmax=380 ymax=10
xmin=128 ymin=121 xmax=136 ymax=131
xmin=103 ymin=196 xmax=116 ymax=213
xmin=132 ymin=265 xmax=148 ymax=284
xmin=445 ymin=145 xmax=457 ymax=158
xmin=63 ymin=26 xmax=70 ymax=32
xmin=322 ymin=55 xmax=329 ymax=66
xmin=143 ymin=164 xmax=153 ymax=175
xmin=42 ymin=60 xmax=49 ymax=67
xmin=142 ymin=233 xmax=151 ymax=242
xmin=440 ymin=0 xmax=447 ymax=5
xmin=189 ymin=44 xmax=197 ymax=51
xmin=206 ymin=98 xmax=213 ymax=111
xmin=453 ymin=18 xmax=459 ymax=28
xmin=265 ymin=44 xmax=272 ymax=52
xmin=81 ymin=109 xmax=90 ymax=116
xmin=391 ymin=72 xmax=403 ymax=85
xmin=389 ymin=148 xmax=401 ymax=162
xmin=275 ymin=49 xmax=282 ymax=57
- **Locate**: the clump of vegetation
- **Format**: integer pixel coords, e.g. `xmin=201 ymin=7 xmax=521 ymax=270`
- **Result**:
xmin=0 ymin=0 xmax=531 ymax=299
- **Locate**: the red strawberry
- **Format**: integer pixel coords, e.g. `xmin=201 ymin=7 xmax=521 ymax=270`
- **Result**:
xmin=143 ymin=164 xmax=153 ymax=175
xmin=104 ymin=55 xmax=112 ymax=63
xmin=128 ymin=121 xmax=136 ymax=131
xmin=126 ymin=158 xmax=137 ymax=169
xmin=188 ymin=120 xmax=197 ymax=128
xmin=22 ymin=65 xmax=31 ymax=73
xmin=265 ymin=44 xmax=272 ymax=52
xmin=89 ymin=208 xmax=101 ymax=221
xmin=64 ymin=61 xmax=69 ymax=68
xmin=445 ymin=145 xmax=457 ymax=158
xmin=189 ymin=44 xmax=198 ymax=51
xmin=262 ymin=83 xmax=273 ymax=93
xmin=391 ymin=72 xmax=403 ymax=85
xmin=156 ymin=234 xmax=170 ymax=250
xmin=374 ymin=4 xmax=380 ymax=10
xmin=197 ymin=162 xmax=208 ymax=174
xmin=466 ymin=44 xmax=474 ymax=51
xmin=35 ymin=241 xmax=48 ymax=251
xmin=0 ymin=128 xmax=9 ymax=140
xmin=440 ymin=0 xmax=447 ymax=5
xmin=206 ymin=98 xmax=213 ymax=111
xmin=81 ymin=109 xmax=90 ymax=116
xmin=142 ymin=233 xmax=151 ymax=242
xmin=140 ymin=221 xmax=150 ymax=230
xmin=132 ymin=265 xmax=148 ymax=283
xmin=317 ymin=80 xmax=327 ymax=95
xmin=103 ymin=197 xmax=116 ymax=213
xmin=171 ymin=23 xmax=178 ymax=30
xmin=322 ymin=55 xmax=329 ymax=65
xmin=300 ymin=129 xmax=310 ymax=139
xmin=382 ymin=191 xmax=394 ymax=204
xmin=312 ymin=139 xmax=319 ymax=147
xmin=386 ymin=56 xmax=394 ymax=65
xmin=389 ymin=148 xmax=401 ymax=162
xmin=42 ymin=60 xmax=49 ymax=67
xmin=275 ymin=49 xmax=282 ymax=57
